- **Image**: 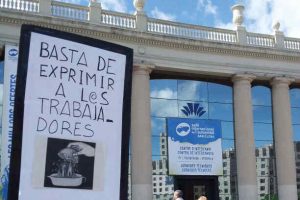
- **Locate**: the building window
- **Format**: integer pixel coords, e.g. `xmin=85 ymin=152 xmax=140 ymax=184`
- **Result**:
xmin=159 ymin=160 xmax=163 ymax=169
xmin=252 ymin=86 xmax=277 ymax=197
xmin=263 ymin=148 xmax=267 ymax=157
xmin=151 ymin=80 xmax=236 ymax=199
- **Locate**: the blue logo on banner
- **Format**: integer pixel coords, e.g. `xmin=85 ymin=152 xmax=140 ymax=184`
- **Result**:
xmin=181 ymin=103 xmax=206 ymax=117
xmin=8 ymin=49 xmax=18 ymax=57
xmin=176 ymin=123 xmax=190 ymax=136
xmin=168 ymin=118 xmax=221 ymax=145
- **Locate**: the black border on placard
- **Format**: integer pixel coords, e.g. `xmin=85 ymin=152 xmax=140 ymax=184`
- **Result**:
xmin=7 ymin=25 xmax=133 ymax=200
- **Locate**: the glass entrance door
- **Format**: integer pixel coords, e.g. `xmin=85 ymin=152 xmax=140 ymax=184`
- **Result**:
xmin=175 ymin=176 xmax=219 ymax=200
xmin=193 ymin=185 xmax=206 ymax=199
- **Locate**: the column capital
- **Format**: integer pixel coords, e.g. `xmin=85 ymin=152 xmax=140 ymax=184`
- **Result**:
xmin=133 ymin=63 xmax=155 ymax=75
xmin=232 ymin=73 xmax=256 ymax=83
xmin=270 ymin=76 xmax=295 ymax=86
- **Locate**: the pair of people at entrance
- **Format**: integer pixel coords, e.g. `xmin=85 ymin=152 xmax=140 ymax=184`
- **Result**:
xmin=173 ymin=190 xmax=207 ymax=200
xmin=173 ymin=190 xmax=184 ymax=200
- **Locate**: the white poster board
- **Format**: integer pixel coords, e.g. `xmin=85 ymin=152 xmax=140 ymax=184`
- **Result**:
xmin=1 ymin=45 xmax=18 ymax=199
xmin=168 ymin=118 xmax=223 ymax=176
xmin=8 ymin=25 xmax=132 ymax=200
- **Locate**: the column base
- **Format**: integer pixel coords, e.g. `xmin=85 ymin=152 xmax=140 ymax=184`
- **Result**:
xmin=278 ymin=185 xmax=297 ymax=200
xmin=132 ymin=184 xmax=152 ymax=200
xmin=238 ymin=185 xmax=258 ymax=200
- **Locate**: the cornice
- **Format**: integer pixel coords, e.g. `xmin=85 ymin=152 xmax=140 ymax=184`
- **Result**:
xmin=1 ymin=11 xmax=300 ymax=62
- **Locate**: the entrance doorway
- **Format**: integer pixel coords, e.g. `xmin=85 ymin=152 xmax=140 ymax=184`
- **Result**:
xmin=174 ymin=176 xmax=219 ymax=200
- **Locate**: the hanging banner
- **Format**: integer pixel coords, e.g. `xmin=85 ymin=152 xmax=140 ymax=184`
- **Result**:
xmin=167 ymin=118 xmax=223 ymax=175
xmin=8 ymin=25 xmax=132 ymax=200
xmin=1 ymin=45 xmax=18 ymax=200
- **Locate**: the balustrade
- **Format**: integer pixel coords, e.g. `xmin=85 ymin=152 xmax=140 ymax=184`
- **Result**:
xmin=247 ymin=33 xmax=275 ymax=47
xmin=285 ymin=38 xmax=300 ymax=51
xmin=0 ymin=0 xmax=299 ymax=52
xmin=101 ymin=11 xmax=136 ymax=29
xmin=147 ymin=19 xmax=237 ymax=43
xmin=0 ymin=0 xmax=38 ymax=12
xmin=51 ymin=1 xmax=88 ymax=21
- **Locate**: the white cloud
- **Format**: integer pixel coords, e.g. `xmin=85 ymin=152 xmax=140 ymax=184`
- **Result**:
xmin=100 ymin=0 xmax=127 ymax=13
xmin=252 ymin=98 xmax=264 ymax=106
xmin=243 ymin=0 xmax=300 ymax=37
xmin=197 ymin=0 xmax=218 ymax=16
xmin=58 ymin=0 xmax=86 ymax=4
xmin=151 ymin=88 xmax=177 ymax=99
xmin=150 ymin=7 xmax=176 ymax=21
xmin=151 ymin=99 xmax=178 ymax=117
xmin=215 ymin=21 xmax=234 ymax=30
xmin=150 ymin=88 xmax=178 ymax=117
xmin=178 ymin=81 xmax=198 ymax=99
xmin=58 ymin=0 xmax=127 ymax=12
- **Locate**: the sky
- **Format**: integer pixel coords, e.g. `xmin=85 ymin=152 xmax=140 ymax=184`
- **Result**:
xmin=60 ymin=0 xmax=300 ymax=38
xmin=53 ymin=0 xmax=300 ymax=155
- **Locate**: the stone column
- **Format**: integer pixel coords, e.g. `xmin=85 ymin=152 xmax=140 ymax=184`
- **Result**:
xmin=232 ymin=74 xmax=258 ymax=200
xmin=131 ymin=64 xmax=153 ymax=200
xmin=271 ymin=77 xmax=297 ymax=200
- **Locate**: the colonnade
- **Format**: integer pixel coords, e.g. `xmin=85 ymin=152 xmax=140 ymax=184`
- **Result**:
xmin=130 ymin=65 xmax=298 ymax=200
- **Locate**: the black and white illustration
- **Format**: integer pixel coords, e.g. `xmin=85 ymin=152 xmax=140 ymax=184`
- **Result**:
xmin=44 ymin=138 xmax=96 ymax=190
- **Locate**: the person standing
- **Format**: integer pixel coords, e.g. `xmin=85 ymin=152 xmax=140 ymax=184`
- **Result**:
xmin=173 ymin=190 xmax=184 ymax=200
xmin=198 ymin=196 xmax=207 ymax=200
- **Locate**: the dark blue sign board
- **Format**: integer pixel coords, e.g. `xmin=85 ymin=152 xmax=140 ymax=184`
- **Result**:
xmin=167 ymin=118 xmax=223 ymax=175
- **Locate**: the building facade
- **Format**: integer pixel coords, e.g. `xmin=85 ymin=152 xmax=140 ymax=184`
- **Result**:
xmin=1 ymin=0 xmax=300 ymax=200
